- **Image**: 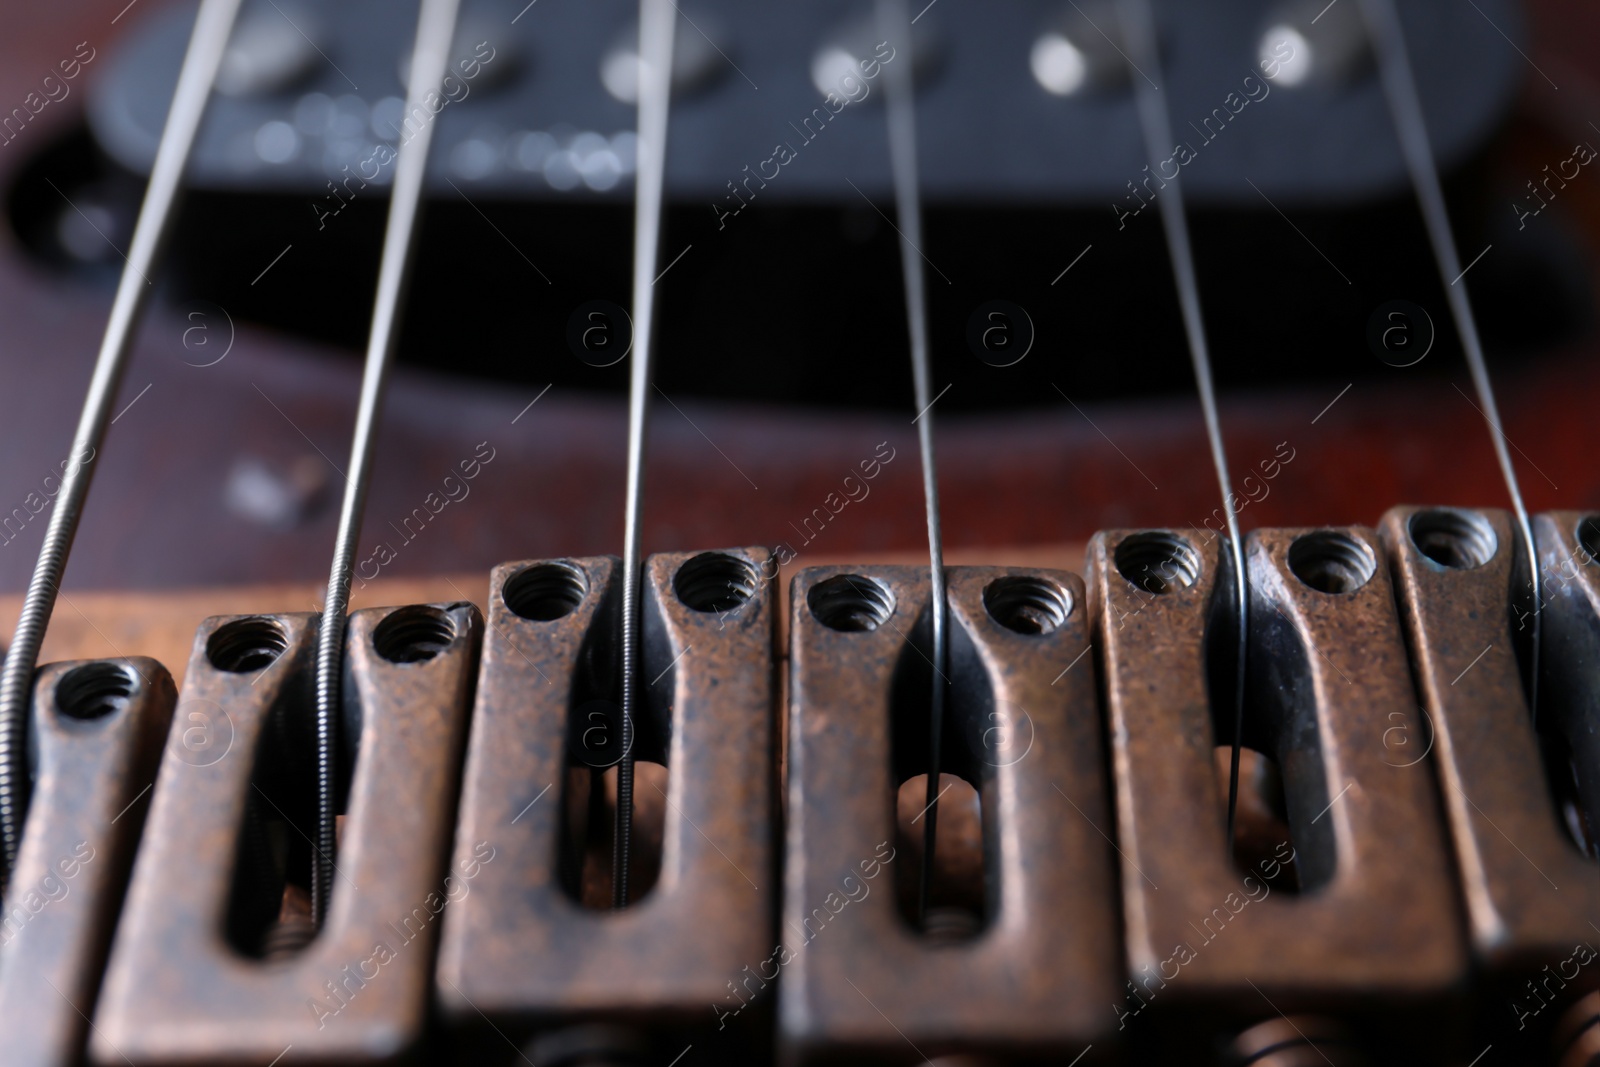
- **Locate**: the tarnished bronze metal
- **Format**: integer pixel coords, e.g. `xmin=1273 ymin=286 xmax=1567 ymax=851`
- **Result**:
xmin=1227 ymin=1015 xmax=1369 ymax=1066
xmin=780 ymin=564 xmax=1119 ymax=1064
xmin=1381 ymin=508 xmax=1599 ymax=1019
xmin=92 ymin=603 xmax=481 ymax=1065
xmin=1557 ymin=989 xmax=1600 ymax=1067
xmin=0 ymin=657 xmax=173 ymax=1067
xmin=1532 ymin=510 xmax=1600 ymax=837
xmin=437 ymin=550 xmax=777 ymax=1059
xmin=1532 ymin=510 xmax=1600 ymax=1067
xmin=1087 ymin=527 xmax=1466 ymax=1060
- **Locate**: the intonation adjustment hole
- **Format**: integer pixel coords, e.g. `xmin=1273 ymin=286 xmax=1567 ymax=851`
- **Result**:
xmin=57 ymin=663 xmax=136 ymax=720
xmin=1114 ymin=531 xmax=1201 ymax=595
xmin=503 ymin=562 xmax=588 ymax=621
xmin=1576 ymin=515 xmax=1600 ymax=565
xmin=1408 ymin=509 xmax=1497 ymax=570
xmin=808 ymin=574 xmax=895 ymax=632
xmin=372 ymin=606 xmax=456 ymax=664
xmin=207 ymin=617 xmax=289 ymax=673
xmin=1289 ymin=531 xmax=1377 ymax=594
xmin=983 ymin=576 xmax=1073 ymax=634
xmin=674 ymin=552 xmax=759 ymax=613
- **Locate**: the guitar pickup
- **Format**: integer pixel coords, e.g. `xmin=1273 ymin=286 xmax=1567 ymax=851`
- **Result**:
xmin=437 ymin=549 xmax=777 ymax=1063
xmin=0 ymin=657 xmax=173 ymax=1067
xmin=1087 ymin=527 xmax=1466 ymax=1064
xmin=93 ymin=603 xmax=481 ymax=1064
xmin=780 ymin=565 xmax=1121 ymax=1064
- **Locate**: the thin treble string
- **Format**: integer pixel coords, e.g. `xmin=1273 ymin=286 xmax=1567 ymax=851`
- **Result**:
xmin=876 ymin=0 xmax=948 ymax=927
xmin=1115 ymin=0 xmax=1251 ymax=844
xmin=613 ymin=0 xmax=675 ymax=909
xmin=310 ymin=0 xmax=463 ymax=926
xmin=1358 ymin=0 xmax=1543 ymax=724
xmin=0 ymin=0 xmax=244 ymax=891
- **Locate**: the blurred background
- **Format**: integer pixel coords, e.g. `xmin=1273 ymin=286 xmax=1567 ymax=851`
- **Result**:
xmin=0 ymin=0 xmax=1596 ymax=595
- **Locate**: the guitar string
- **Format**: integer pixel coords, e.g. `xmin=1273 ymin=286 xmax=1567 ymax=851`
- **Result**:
xmin=0 ymin=2 xmax=1541 ymax=923
xmin=1115 ymin=0 xmax=1252 ymax=845
xmin=613 ymin=0 xmax=676 ymax=909
xmin=876 ymin=0 xmax=949 ymax=926
xmin=310 ymin=0 xmax=464 ymax=926
xmin=1358 ymin=0 xmax=1543 ymax=724
xmin=0 ymin=0 xmax=245 ymax=890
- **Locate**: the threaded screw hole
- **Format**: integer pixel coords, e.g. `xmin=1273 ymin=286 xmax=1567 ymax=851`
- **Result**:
xmin=808 ymin=574 xmax=895 ymax=632
xmin=983 ymin=575 xmax=1072 ymax=634
xmin=1289 ymin=530 xmax=1377 ymax=594
xmin=673 ymin=552 xmax=759 ymax=614
xmin=372 ymin=606 xmax=456 ymax=664
xmin=503 ymin=562 xmax=589 ymax=622
xmin=1576 ymin=515 xmax=1600 ymax=565
xmin=1408 ymin=508 xmax=1497 ymax=570
xmin=207 ymin=617 xmax=289 ymax=673
xmin=1113 ymin=531 xmax=1201 ymax=594
xmin=57 ymin=662 xmax=136 ymax=721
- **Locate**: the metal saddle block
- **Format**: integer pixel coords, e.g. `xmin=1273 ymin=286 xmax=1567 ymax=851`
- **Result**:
xmin=0 ymin=657 xmax=173 ymax=1067
xmin=1087 ymin=526 xmax=1466 ymax=1063
xmin=1381 ymin=508 xmax=1599 ymax=977
xmin=93 ymin=603 xmax=481 ymax=1065
xmin=437 ymin=549 xmax=777 ymax=1061
xmin=1531 ymin=510 xmax=1600 ymax=840
xmin=1525 ymin=510 xmax=1600 ymax=1063
xmin=1376 ymin=508 xmax=1600 ymax=1049
xmin=780 ymin=564 xmax=1121 ymax=1065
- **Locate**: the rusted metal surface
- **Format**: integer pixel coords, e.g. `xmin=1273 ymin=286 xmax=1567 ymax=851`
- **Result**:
xmin=1228 ymin=1015 xmax=1371 ymax=1066
xmin=1382 ymin=508 xmax=1598 ymax=989
xmin=9 ymin=524 xmax=1598 ymax=1062
xmin=781 ymin=564 xmax=1120 ymax=1064
xmin=1533 ymin=510 xmax=1600 ymax=1067
xmin=437 ymin=549 xmax=776 ymax=1059
xmin=92 ymin=602 xmax=480 ymax=1064
xmin=0 ymin=657 xmax=173 ymax=1067
xmin=1087 ymin=527 xmax=1466 ymax=1061
xmin=1558 ymin=989 xmax=1600 ymax=1066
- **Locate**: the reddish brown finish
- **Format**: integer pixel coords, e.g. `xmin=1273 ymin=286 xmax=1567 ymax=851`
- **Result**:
xmin=5 ymin=6 xmax=1600 ymax=602
xmin=0 ymin=657 xmax=172 ymax=1067
xmin=91 ymin=603 xmax=480 ymax=1065
xmin=781 ymin=564 xmax=1120 ymax=1064
xmin=437 ymin=549 xmax=777 ymax=1054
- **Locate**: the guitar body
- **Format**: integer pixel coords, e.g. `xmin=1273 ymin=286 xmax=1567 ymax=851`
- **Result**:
xmin=2 ymin=2 xmax=1600 ymax=1065
xmin=0 ymin=0 xmax=1594 ymax=602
